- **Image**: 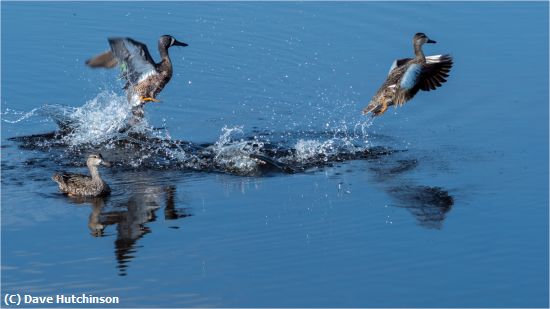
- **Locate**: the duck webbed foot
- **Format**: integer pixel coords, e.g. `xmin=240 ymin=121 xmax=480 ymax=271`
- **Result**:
xmin=370 ymin=100 xmax=389 ymax=116
xmin=140 ymin=96 xmax=160 ymax=103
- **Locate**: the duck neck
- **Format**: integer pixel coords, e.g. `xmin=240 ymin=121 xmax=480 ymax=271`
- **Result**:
xmin=158 ymin=44 xmax=172 ymax=68
xmin=413 ymin=42 xmax=426 ymax=60
xmin=88 ymin=163 xmax=101 ymax=182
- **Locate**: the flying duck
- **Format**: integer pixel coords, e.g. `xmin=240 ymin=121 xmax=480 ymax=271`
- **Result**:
xmin=52 ymin=153 xmax=111 ymax=197
xmin=86 ymin=35 xmax=188 ymax=117
xmin=363 ymin=33 xmax=453 ymax=116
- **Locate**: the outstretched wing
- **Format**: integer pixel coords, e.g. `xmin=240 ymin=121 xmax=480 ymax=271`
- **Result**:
xmin=107 ymin=37 xmax=157 ymax=87
xmin=85 ymin=50 xmax=118 ymax=68
xmin=418 ymin=54 xmax=453 ymax=91
xmin=393 ymin=54 xmax=453 ymax=105
xmin=388 ymin=58 xmax=412 ymax=75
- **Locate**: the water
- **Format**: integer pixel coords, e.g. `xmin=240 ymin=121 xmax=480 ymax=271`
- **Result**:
xmin=1 ymin=2 xmax=548 ymax=307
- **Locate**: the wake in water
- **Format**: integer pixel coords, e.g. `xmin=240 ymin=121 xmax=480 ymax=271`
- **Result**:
xmin=5 ymin=91 xmax=385 ymax=175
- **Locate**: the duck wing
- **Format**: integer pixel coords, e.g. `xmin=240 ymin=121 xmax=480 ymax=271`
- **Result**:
xmin=61 ymin=173 xmax=91 ymax=186
xmin=53 ymin=172 xmax=91 ymax=191
xmin=417 ymin=54 xmax=453 ymax=91
xmin=393 ymin=54 xmax=453 ymax=105
xmin=393 ymin=63 xmax=423 ymax=105
xmin=388 ymin=58 xmax=412 ymax=75
xmin=107 ymin=38 xmax=158 ymax=88
xmin=85 ymin=50 xmax=118 ymax=68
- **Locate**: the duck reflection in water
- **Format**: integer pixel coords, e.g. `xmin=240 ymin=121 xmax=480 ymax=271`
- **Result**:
xmin=64 ymin=196 xmax=109 ymax=236
xmin=77 ymin=183 xmax=190 ymax=276
xmin=367 ymin=157 xmax=454 ymax=229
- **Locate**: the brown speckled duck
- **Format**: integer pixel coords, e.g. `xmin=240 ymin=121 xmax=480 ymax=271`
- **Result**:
xmin=86 ymin=35 xmax=188 ymax=120
xmin=363 ymin=33 xmax=453 ymax=116
xmin=52 ymin=154 xmax=111 ymax=197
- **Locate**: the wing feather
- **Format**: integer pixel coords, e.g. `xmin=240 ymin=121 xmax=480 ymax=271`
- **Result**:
xmin=418 ymin=54 xmax=453 ymax=92
xmin=107 ymin=38 xmax=157 ymax=86
xmin=400 ymin=63 xmax=422 ymax=90
xmin=388 ymin=58 xmax=412 ymax=75
xmin=85 ymin=50 xmax=118 ymax=68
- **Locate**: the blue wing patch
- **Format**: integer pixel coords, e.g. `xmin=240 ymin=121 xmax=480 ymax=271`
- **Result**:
xmin=400 ymin=64 xmax=422 ymax=90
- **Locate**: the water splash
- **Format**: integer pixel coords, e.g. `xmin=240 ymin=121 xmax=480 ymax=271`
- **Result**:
xmin=293 ymin=139 xmax=334 ymax=162
xmin=62 ymin=91 xmax=134 ymax=145
xmin=213 ymin=126 xmax=245 ymax=150
xmin=209 ymin=126 xmax=266 ymax=175
xmin=2 ymin=107 xmax=41 ymax=123
xmin=1 ymin=91 xmax=135 ymax=145
xmin=6 ymin=91 xmax=380 ymax=175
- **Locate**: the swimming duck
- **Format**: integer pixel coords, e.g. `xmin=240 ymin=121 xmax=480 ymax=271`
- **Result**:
xmin=363 ymin=33 xmax=453 ymax=116
xmin=52 ymin=154 xmax=111 ymax=197
xmin=86 ymin=35 xmax=188 ymax=114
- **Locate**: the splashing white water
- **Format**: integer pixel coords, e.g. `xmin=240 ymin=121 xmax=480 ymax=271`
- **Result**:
xmin=5 ymin=88 xmax=378 ymax=174
xmin=289 ymin=118 xmax=373 ymax=163
xmin=212 ymin=126 xmax=244 ymax=150
xmin=293 ymin=139 xmax=334 ymax=162
xmin=2 ymin=107 xmax=41 ymax=123
xmin=60 ymin=91 xmax=150 ymax=146
xmin=209 ymin=126 xmax=265 ymax=174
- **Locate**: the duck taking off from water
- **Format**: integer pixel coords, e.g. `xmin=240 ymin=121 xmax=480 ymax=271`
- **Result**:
xmin=363 ymin=33 xmax=453 ymax=116
xmin=52 ymin=154 xmax=111 ymax=197
xmin=86 ymin=35 xmax=188 ymax=120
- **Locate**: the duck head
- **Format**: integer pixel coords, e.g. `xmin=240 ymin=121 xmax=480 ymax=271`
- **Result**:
xmin=413 ymin=33 xmax=436 ymax=46
xmin=87 ymin=153 xmax=111 ymax=167
xmin=159 ymin=35 xmax=188 ymax=49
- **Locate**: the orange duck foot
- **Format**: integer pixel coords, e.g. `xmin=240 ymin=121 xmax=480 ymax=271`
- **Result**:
xmin=140 ymin=96 xmax=160 ymax=103
xmin=373 ymin=101 xmax=388 ymax=116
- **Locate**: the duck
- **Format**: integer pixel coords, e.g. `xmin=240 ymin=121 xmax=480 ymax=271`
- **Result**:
xmin=86 ymin=35 xmax=188 ymax=121
xmin=363 ymin=33 xmax=453 ymax=116
xmin=52 ymin=153 xmax=111 ymax=197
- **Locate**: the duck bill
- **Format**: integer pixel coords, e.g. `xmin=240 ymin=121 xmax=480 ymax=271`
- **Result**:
xmin=173 ymin=40 xmax=188 ymax=47
xmin=427 ymin=39 xmax=436 ymax=44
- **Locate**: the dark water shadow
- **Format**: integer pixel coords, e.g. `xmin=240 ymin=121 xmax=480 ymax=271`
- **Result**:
xmin=388 ymin=185 xmax=453 ymax=229
xmin=7 ymin=130 xmax=398 ymax=175
xmin=366 ymin=154 xmax=454 ymax=229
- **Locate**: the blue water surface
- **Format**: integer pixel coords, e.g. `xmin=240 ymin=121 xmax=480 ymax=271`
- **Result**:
xmin=1 ymin=2 xmax=548 ymax=308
